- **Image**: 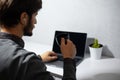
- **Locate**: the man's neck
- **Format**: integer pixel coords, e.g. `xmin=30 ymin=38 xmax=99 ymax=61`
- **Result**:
xmin=0 ymin=25 xmax=24 ymax=38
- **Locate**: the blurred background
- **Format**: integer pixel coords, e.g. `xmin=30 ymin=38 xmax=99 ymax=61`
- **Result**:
xmin=23 ymin=0 xmax=120 ymax=58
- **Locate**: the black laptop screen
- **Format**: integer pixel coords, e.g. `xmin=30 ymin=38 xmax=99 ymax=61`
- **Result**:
xmin=52 ymin=31 xmax=87 ymax=58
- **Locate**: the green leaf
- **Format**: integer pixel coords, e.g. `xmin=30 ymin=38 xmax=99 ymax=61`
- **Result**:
xmin=92 ymin=38 xmax=100 ymax=48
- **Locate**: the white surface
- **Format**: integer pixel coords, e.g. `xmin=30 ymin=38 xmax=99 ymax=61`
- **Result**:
xmin=76 ymin=58 xmax=120 ymax=80
xmin=24 ymin=42 xmax=120 ymax=80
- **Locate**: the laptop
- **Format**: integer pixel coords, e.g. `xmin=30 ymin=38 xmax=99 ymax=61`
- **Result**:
xmin=45 ymin=30 xmax=87 ymax=68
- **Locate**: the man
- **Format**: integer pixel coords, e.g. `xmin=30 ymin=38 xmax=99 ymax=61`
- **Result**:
xmin=0 ymin=0 xmax=76 ymax=80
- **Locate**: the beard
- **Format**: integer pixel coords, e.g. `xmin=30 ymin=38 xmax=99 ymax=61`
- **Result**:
xmin=23 ymin=19 xmax=34 ymax=36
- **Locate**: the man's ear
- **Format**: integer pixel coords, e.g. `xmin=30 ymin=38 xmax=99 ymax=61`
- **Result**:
xmin=20 ymin=12 xmax=29 ymax=25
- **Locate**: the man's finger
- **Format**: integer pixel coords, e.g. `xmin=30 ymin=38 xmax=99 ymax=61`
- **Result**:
xmin=61 ymin=38 xmax=65 ymax=45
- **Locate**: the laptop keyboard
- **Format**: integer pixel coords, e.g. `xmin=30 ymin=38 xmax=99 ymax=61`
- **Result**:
xmin=46 ymin=56 xmax=83 ymax=68
xmin=58 ymin=55 xmax=81 ymax=63
xmin=58 ymin=55 xmax=64 ymax=61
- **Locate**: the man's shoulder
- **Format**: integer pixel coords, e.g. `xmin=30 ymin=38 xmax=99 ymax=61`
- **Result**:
xmin=0 ymin=39 xmax=39 ymax=64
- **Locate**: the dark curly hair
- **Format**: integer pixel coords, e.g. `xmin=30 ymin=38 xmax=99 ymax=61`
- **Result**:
xmin=0 ymin=0 xmax=42 ymax=27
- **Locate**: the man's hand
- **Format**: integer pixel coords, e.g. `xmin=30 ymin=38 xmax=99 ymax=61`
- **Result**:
xmin=60 ymin=38 xmax=76 ymax=59
xmin=40 ymin=51 xmax=58 ymax=62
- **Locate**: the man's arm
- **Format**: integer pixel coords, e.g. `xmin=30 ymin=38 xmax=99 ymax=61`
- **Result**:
xmin=23 ymin=51 xmax=76 ymax=80
xmin=60 ymin=38 xmax=77 ymax=80
xmin=34 ymin=37 xmax=77 ymax=80
xmin=39 ymin=51 xmax=76 ymax=80
xmin=25 ymin=56 xmax=55 ymax=80
xmin=63 ymin=58 xmax=76 ymax=80
xmin=25 ymin=56 xmax=76 ymax=80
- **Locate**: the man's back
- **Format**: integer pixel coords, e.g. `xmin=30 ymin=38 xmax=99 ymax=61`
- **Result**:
xmin=0 ymin=32 xmax=50 ymax=80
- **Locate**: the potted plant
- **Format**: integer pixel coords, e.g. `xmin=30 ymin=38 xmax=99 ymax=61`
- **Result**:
xmin=89 ymin=38 xmax=103 ymax=60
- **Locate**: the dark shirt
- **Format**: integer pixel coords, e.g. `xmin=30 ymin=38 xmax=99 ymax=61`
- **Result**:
xmin=0 ymin=32 xmax=76 ymax=80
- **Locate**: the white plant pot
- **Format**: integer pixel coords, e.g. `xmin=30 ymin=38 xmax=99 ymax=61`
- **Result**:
xmin=89 ymin=44 xmax=103 ymax=60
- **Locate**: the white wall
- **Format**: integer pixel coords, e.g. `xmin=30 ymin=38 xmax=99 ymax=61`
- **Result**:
xmin=23 ymin=0 xmax=120 ymax=58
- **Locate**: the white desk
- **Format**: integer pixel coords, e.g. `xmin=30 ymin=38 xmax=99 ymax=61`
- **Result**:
xmin=76 ymin=58 xmax=120 ymax=80
xmin=24 ymin=42 xmax=120 ymax=80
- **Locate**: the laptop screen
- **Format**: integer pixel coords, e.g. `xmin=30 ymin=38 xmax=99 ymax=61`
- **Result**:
xmin=52 ymin=30 xmax=87 ymax=58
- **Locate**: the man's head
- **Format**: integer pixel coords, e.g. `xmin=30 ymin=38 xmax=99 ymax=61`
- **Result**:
xmin=0 ymin=0 xmax=42 ymax=36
